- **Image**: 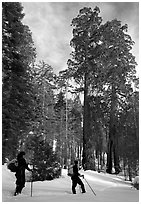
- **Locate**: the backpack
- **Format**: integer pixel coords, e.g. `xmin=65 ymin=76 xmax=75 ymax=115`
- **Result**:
xmin=7 ymin=159 xmax=18 ymax=172
xmin=67 ymin=165 xmax=74 ymax=177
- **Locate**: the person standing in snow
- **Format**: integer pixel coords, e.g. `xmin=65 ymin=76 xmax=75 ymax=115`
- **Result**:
xmin=14 ymin=151 xmax=32 ymax=196
xmin=71 ymin=160 xmax=86 ymax=194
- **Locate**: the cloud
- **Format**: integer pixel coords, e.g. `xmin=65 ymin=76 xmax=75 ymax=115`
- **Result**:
xmin=22 ymin=2 xmax=73 ymax=73
xmin=22 ymin=2 xmax=139 ymax=74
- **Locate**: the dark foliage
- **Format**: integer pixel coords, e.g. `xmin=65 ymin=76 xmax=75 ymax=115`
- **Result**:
xmin=2 ymin=2 xmax=36 ymax=162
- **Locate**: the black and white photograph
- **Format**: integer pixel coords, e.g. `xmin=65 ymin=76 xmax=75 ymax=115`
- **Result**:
xmin=2 ymin=0 xmax=139 ymax=202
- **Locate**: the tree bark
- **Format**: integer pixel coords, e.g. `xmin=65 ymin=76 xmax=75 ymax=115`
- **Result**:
xmin=82 ymin=72 xmax=91 ymax=170
xmin=106 ymin=86 xmax=120 ymax=174
xmin=106 ymin=140 xmax=113 ymax=173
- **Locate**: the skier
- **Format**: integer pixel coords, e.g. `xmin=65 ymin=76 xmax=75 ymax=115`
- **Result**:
xmin=71 ymin=160 xmax=86 ymax=194
xmin=14 ymin=151 xmax=32 ymax=196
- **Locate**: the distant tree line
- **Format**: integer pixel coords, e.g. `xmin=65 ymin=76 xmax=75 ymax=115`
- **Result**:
xmin=2 ymin=3 xmax=138 ymax=181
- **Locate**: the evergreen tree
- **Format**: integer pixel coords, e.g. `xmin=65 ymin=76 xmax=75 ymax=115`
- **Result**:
xmin=98 ymin=19 xmax=138 ymax=174
xmin=28 ymin=61 xmax=57 ymax=146
xmin=67 ymin=7 xmax=138 ymax=173
xmin=68 ymin=96 xmax=83 ymax=162
xmin=54 ymin=91 xmax=67 ymax=166
xmin=25 ymin=133 xmax=59 ymax=181
xmin=2 ymin=2 xmax=36 ymax=163
xmin=88 ymin=95 xmax=108 ymax=170
xmin=67 ymin=7 xmax=103 ymax=170
xmin=118 ymin=91 xmax=139 ymax=180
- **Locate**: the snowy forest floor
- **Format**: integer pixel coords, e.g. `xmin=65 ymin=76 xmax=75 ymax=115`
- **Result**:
xmin=2 ymin=164 xmax=139 ymax=202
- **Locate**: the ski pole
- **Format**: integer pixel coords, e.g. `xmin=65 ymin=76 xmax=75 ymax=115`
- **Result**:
xmin=84 ymin=178 xmax=96 ymax=196
xmin=31 ymin=171 xmax=33 ymax=197
xmin=31 ymin=165 xmax=34 ymax=197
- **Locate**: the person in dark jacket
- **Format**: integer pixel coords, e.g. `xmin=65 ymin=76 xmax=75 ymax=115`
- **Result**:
xmin=14 ymin=151 xmax=32 ymax=196
xmin=71 ymin=160 xmax=86 ymax=194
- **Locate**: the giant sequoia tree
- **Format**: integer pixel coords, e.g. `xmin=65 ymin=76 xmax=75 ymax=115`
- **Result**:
xmin=2 ymin=2 xmax=36 ymax=162
xmin=98 ymin=20 xmax=137 ymax=173
xmin=67 ymin=6 xmax=138 ymax=172
xmin=67 ymin=7 xmax=103 ymax=170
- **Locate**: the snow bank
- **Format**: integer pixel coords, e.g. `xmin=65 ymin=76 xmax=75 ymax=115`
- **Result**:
xmin=132 ymin=176 xmax=139 ymax=190
xmin=2 ymin=165 xmax=139 ymax=202
xmin=133 ymin=176 xmax=139 ymax=184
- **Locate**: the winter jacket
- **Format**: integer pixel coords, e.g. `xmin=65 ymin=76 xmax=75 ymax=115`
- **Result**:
xmin=71 ymin=164 xmax=80 ymax=179
xmin=15 ymin=156 xmax=31 ymax=187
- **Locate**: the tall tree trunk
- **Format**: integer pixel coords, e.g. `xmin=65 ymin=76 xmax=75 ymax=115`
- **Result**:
xmin=113 ymin=142 xmax=120 ymax=174
xmin=106 ymin=86 xmax=120 ymax=174
xmin=106 ymin=140 xmax=113 ymax=173
xmin=128 ymin=164 xmax=132 ymax=181
xmin=82 ymin=72 xmax=91 ymax=170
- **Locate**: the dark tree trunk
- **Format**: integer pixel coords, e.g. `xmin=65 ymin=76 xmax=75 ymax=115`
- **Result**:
xmin=128 ymin=164 xmax=132 ymax=181
xmin=82 ymin=72 xmax=91 ymax=170
xmin=106 ymin=140 xmax=113 ymax=173
xmin=2 ymin=140 xmax=6 ymax=164
xmin=113 ymin=143 xmax=120 ymax=174
xmin=106 ymin=86 xmax=120 ymax=174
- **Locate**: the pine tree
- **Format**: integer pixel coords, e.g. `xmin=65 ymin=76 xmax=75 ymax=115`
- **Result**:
xmin=25 ymin=134 xmax=59 ymax=181
xmin=2 ymin=2 xmax=36 ymax=162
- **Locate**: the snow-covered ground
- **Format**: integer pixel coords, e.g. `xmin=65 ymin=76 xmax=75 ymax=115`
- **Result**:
xmin=2 ymin=164 xmax=139 ymax=202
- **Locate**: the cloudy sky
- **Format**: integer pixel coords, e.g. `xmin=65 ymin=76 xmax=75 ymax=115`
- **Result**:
xmin=22 ymin=1 xmax=139 ymax=74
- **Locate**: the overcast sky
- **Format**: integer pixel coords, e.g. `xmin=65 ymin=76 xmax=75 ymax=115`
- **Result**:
xmin=22 ymin=1 xmax=139 ymax=74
